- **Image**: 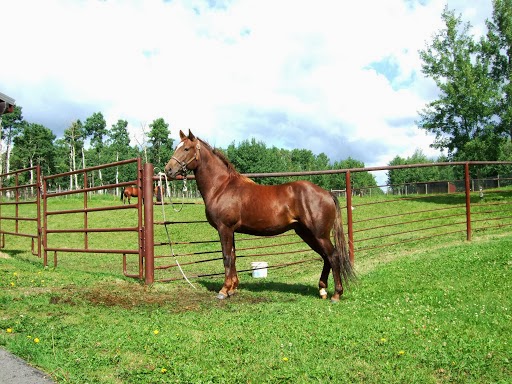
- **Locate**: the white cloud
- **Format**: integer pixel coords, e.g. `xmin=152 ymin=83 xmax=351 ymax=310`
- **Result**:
xmin=0 ymin=0 xmax=493 ymax=179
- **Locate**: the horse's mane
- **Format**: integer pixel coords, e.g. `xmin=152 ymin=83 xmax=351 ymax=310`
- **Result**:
xmin=199 ymin=138 xmax=254 ymax=182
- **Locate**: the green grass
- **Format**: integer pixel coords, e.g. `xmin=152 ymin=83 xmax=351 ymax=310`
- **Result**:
xmin=0 ymin=193 xmax=511 ymax=383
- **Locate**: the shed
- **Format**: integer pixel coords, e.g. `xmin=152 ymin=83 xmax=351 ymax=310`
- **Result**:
xmin=0 ymin=92 xmax=16 ymax=115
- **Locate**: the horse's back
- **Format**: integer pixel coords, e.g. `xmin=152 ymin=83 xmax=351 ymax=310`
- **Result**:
xmin=219 ymin=178 xmax=335 ymax=236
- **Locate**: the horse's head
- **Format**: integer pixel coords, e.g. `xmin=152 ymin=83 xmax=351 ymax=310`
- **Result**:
xmin=165 ymin=129 xmax=201 ymax=178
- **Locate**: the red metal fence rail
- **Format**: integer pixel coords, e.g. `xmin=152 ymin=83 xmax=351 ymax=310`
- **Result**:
xmin=147 ymin=161 xmax=512 ymax=284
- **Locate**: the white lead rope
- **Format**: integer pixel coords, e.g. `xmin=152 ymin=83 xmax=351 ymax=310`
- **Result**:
xmin=156 ymin=172 xmax=196 ymax=289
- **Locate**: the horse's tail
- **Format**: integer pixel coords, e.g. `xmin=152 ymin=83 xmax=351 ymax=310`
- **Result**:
xmin=331 ymin=192 xmax=356 ymax=286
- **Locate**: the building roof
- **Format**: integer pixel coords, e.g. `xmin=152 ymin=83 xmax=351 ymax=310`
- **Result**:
xmin=0 ymin=91 xmax=16 ymax=115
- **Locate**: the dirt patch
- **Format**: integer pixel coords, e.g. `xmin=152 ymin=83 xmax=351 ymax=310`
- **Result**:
xmin=0 ymin=252 xmax=11 ymax=259
xmin=50 ymin=279 xmax=269 ymax=312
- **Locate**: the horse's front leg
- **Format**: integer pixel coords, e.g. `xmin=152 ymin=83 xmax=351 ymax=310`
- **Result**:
xmin=217 ymin=227 xmax=239 ymax=300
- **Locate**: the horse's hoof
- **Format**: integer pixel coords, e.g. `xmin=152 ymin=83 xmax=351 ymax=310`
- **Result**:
xmin=216 ymin=292 xmax=228 ymax=300
xmin=319 ymin=288 xmax=328 ymax=300
xmin=227 ymin=290 xmax=237 ymax=297
xmin=330 ymin=297 xmax=340 ymax=304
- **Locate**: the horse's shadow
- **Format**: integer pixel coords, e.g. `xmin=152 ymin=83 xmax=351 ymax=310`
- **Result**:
xmin=197 ymin=278 xmax=318 ymax=299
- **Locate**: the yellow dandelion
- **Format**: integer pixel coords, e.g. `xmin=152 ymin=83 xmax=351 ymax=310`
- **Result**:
xmin=6 ymin=328 xmax=12 ymax=333
xmin=10 ymin=282 xmax=15 ymax=287
xmin=398 ymin=350 xmax=405 ymax=356
xmin=161 ymin=368 xmax=167 ymax=374
xmin=13 ymin=272 xmax=18 ymax=276
xmin=282 ymin=357 xmax=289 ymax=362
xmin=34 ymin=338 xmax=40 ymax=343
xmin=380 ymin=338 xmax=387 ymax=343
xmin=153 ymin=330 xmax=159 ymax=335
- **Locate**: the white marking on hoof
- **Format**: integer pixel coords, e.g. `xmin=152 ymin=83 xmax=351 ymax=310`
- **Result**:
xmin=319 ymin=288 xmax=328 ymax=299
xmin=216 ymin=292 xmax=228 ymax=300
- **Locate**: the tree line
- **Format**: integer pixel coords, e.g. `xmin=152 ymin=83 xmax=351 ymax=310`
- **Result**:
xmin=0 ymin=107 xmax=384 ymax=193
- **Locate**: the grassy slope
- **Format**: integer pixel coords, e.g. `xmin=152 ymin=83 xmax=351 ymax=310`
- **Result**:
xmin=0 ymin=195 xmax=511 ymax=383
xmin=1 ymin=236 xmax=510 ymax=383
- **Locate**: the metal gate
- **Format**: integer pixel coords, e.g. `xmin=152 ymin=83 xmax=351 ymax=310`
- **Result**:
xmin=42 ymin=158 xmax=146 ymax=279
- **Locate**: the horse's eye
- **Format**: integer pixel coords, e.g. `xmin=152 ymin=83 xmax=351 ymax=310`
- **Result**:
xmin=184 ymin=147 xmax=190 ymax=152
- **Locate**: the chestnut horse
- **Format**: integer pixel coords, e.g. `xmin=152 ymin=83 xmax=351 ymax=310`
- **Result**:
xmin=165 ymin=130 xmax=355 ymax=302
xmin=121 ymin=186 xmax=138 ymax=204
xmin=122 ymin=186 xmax=162 ymax=204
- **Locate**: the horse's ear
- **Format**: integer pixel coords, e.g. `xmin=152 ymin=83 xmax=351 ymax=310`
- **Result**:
xmin=188 ymin=130 xmax=196 ymax=141
xmin=179 ymin=130 xmax=187 ymax=140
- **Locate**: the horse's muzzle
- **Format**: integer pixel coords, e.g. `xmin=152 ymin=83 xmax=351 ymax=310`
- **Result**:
xmin=165 ymin=167 xmax=180 ymax=179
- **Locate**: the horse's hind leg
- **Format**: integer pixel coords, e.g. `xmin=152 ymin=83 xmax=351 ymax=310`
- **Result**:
xmin=295 ymin=227 xmax=332 ymax=300
xmin=319 ymin=261 xmax=330 ymax=299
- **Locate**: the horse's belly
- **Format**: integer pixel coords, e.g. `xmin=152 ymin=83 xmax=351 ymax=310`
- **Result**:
xmin=237 ymin=210 xmax=297 ymax=236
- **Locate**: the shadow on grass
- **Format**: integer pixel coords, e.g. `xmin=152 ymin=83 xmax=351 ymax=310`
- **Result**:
xmin=197 ymin=278 xmax=318 ymax=299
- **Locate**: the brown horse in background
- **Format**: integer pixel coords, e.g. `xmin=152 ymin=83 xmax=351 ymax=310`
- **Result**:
xmin=165 ymin=130 xmax=355 ymax=302
xmin=122 ymin=186 xmax=162 ymax=204
xmin=121 ymin=186 xmax=138 ymax=204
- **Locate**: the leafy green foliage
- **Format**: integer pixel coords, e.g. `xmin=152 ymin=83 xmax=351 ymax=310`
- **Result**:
xmin=147 ymin=117 xmax=174 ymax=170
xmin=418 ymin=3 xmax=512 ymax=165
xmin=387 ymin=149 xmax=456 ymax=192
xmin=11 ymin=123 xmax=56 ymax=176
xmin=226 ymin=138 xmax=381 ymax=191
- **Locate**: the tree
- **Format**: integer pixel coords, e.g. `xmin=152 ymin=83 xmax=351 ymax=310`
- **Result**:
xmin=104 ymin=119 xmax=139 ymax=188
xmin=311 ymin=152 xmax=331 ymax=189
xmin=226 ymin=139 xmax=271 ymax=174
xmin=418 ymin=7 xmax=503 ymax=163
xmin=84 ymin=112 xmax=107 ymax=187
xmin=226 ymin=139 xmax=289 ymax=184
xmin=134 ymin=122 xmax=150 ymax=163
xmin=0 ymin=105 xmax=24 ymax=174
xmin=387 ymin=149 xmax=448 ymax=194
xmin=483 ymin=0 xmax=512 ymax=142
xmin=331 ymin=158 xmax=380 ymax=196
xmin=147 ymin=118 xmax=173 ymax=170
xmin=64 ymin=120 xmax=85 ymax=190
xmin=481 ymin=0 xmax=512 ymax=180
xmin=11 ymin=123 xmax=56 ymax=185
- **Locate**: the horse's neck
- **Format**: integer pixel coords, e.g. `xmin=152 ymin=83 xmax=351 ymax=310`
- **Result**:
xmin=194 ymin=148 xmax=231 ymax=201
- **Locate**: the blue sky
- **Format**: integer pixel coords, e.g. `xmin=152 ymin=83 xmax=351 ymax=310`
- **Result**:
xmin=1 ymin=0 xmax=493 ymax=178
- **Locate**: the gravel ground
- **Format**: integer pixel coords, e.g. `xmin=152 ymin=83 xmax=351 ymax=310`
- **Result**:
xmin=0 ymin=348 xmax=55 ymax=384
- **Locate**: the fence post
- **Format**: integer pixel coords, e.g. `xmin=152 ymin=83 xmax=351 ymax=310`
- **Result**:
xmin=345 ymin=171 xmax=354 ymax=264
xmin=464 ymin=163 xmax=472 ymax=241
xmin=36 ymin=166 xmax=42 ymax=258
xmin=143 ymin=163 xmax=155 ymax=284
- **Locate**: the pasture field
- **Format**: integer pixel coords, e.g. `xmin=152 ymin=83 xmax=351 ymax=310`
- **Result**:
xmin=0 ymin=192 xmax=511 ymax=383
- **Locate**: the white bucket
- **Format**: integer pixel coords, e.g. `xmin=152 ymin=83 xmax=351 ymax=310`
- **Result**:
xmin=251 ymin=262 xmax=268 ymax=278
